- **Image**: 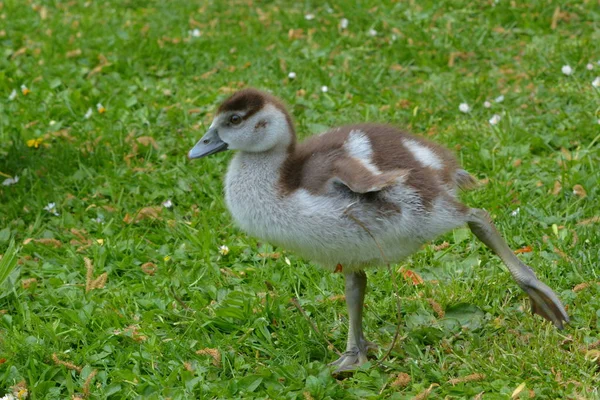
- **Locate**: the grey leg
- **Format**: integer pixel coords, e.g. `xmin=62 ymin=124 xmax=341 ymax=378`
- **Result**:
xmin=467 ymin=208 xmax=569 ymax=328
xmin=329 ymin=270 xmax=377 ymax=372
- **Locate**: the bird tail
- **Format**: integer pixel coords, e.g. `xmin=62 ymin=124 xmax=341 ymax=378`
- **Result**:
xmin=455 ymin=169 xmax=477 ymax=190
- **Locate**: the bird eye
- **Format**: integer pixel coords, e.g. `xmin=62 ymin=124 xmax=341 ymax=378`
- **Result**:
xmin=230 ymin=114 xmax=242 ymax=125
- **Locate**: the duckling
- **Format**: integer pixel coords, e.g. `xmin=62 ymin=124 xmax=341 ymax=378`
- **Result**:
xmin=188 ymin=88 xmax=569 ymax=373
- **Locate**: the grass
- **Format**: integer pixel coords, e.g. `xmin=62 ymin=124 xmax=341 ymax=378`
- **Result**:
xmin=1 ymin=0 xmax=599 ymax=398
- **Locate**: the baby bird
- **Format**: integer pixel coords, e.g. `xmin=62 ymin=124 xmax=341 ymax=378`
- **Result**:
xmin=188 ymin=88 xmax=569 ymax=373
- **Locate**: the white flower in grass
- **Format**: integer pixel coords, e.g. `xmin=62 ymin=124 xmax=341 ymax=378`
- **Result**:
xmin=494 ymin=95 xmax=504 ymax=103
xmin=561 ymin=65 xmax=573 ymax=75
xmin=94 ymin=213 xmax=105 ymax=223
xmin=340 ymin=18 xmax=349 ymax=30
xmin=320 ymin=85 xmax=328 ymax=93
xmin=2 ymin=176 xmax=19 ymax=186
xmin=304 ymin=13 xmax=314 ymax=21
xmin=189 ymin=29 xmax=201 ymax=37
xmin=288 ymin=71 xmax=296 ymax=79
xmin=587 ymin=63 xmax=594 ymax=70
xmin=511 ymin=207 xmax=520 ymax=217
xmin=489 ymin=114 xmax=501 ymax=125
xmin=44 ymin=202 xmax=59 ymax=216
xmin=8 ymin=89 xmax=17 ymax=101
xmin=368 ymin=29 xmax=377 ymax=37
xmin=592 ymin=77 xmax=600 ymax=88
xmin=483 ymin=101 xmax=492 ymax=108
xmin=0 ymin=394 xmax=17 ymax=400
xmin=218 ymin=245 xmax=229 ymax=255
xmin=458 ymin=103 xmax=470 ymax=113
xmin=162 ymin=199 xmax=173 ymax=208
xmin=84 ymin=107 xmax=93 ymax=119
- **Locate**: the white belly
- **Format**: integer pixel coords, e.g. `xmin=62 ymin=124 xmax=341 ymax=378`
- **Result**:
xmin=224 ymin=152 xmax=466 ymax=272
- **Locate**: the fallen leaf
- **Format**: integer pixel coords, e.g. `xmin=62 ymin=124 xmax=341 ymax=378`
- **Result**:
xmin=585 ymin=350 xmax=600 ymax=365
xmin=391 ymin=372 xmax=411 ymax=388
xmin=85 ymin=257 xmax=107 ymax=292
xmin=141 ymin=262 xmax=157 ymax=275
xmin=512 ymin=382 xmax=527 ymax=399
xmin=577 ymin=216 xmax=599 ymax=226
xmin=433 ymin=241 xmax=450 ymax=251
xmin=413 ymin=383 xmax=438 ymax=400
xmin=114 ymin=324 xmax=147 ymax=342
xmin=258 ymin=252 xmax=281 ymax=259
xmin=200 ymin=68 xmax=218 ymax=79
xmin=324 ymin=294 xmax=345 ymax=302
xmin=574 ymin=282 xmax=599 ymax=293
xmin=125 ymin=207 xmax=163 ymax=224
xmin=136 ymin=136 xmax=159 ymax=150
xmin=581 ymin=339 xmax=600 ymax=352
xmin=427 ymin=298 xmax=445 ymax=318
xmin=11 ymin=47 xmax=27 ymax=59
xmin=447 ymin=373 xmax=486 ymax=385
xmin=87 ymin=54 xmax=111 ymax=78
xmin=21 ymin=278 xmax=37 ymax=289
xmin=82 ymin=369 xmax=98 ymax=398
xmin=288 ymin=28 xmax=304 ymax=40
xmin=551 ymin=181 xmax=562 ymax=195
xmin=551 ymin=6 xmax=560 ymax=29
xmin=400 ymin=268 xmax=424 ymax=285
xmin=334 ymin=263 xmax=343 ymax=273
xmin=196 ymin=348 xmax=221 ymax=367
xmin=35 ymin=238 xmax=62 ymax=248
xmin=66 ymin=49 xmax=82 ymax=58
xmin=573 ymin=184 xmax=586 ymax=198
xmin=573 ymin=282 xmax=590 ymax=292
xmin=514 ymin=246 xmax=532 ymax=254
xmin=52 ymin=353 xmax=82 ymax=373
xmin=560 ymin=147 xmax=572 ymax=161
xmin=553 ymin=247 xmax=572 ymax=261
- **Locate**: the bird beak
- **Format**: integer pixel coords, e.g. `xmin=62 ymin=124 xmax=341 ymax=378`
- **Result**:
xmin=188 ymin=128 xmax=229 ymax=159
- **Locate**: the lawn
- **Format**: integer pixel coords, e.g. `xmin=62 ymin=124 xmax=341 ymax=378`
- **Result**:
xmin=1 ymin=0 xmax=599 ymax=398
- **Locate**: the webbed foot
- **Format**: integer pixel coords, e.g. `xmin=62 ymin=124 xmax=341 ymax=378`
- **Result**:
xmin=329 ymin=341 xmax=377 ymax=374
xmin=524 ymin=279 xmax=569 ymax=329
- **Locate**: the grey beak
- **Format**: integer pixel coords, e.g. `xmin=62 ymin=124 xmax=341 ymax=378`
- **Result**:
xmin=188 ymin=128 xmax=228 ymax=159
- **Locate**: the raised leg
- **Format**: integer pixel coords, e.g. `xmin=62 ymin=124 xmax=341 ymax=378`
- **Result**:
xmin=329 ymin=270 xmax=377 ymax=373
xmin=467 ymin=208 xmax=569 ymax=328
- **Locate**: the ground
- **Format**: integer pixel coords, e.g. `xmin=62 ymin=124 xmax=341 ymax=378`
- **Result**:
xmin=1 ymin=0 xmax=599 ymax=399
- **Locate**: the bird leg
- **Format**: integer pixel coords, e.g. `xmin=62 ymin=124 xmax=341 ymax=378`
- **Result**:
xmin=329 ymin=270 xmax=377 ymax=373
xmin=467 ymin=208 xmax=569 ymax=328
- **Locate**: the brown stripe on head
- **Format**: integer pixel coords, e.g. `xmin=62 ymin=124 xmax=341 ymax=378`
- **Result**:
xmin=217 ymin=88 xmax=296 ymax=149
xmin=218 ymin=88 xmax=266 ymax=120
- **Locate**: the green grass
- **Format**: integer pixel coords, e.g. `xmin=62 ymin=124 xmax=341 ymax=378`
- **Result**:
xmin=1 ymin=0 xmax=599 ymax=398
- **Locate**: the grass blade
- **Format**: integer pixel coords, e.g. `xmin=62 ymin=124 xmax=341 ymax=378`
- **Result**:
xmin=0 ymin=240 xmax=19 ymax=288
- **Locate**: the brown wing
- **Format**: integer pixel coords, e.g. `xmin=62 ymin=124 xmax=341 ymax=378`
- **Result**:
xmin=279 ymin=123 xmax=470 ymax=204
xmin=332 ymin=157 xmax=409 ymax=193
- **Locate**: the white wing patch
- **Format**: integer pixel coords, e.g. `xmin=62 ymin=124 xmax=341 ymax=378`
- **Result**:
xmin=344 ymin=130 xmax=381 ymax=175
xmin=403 ymin=139 xmax=443 ymax=170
